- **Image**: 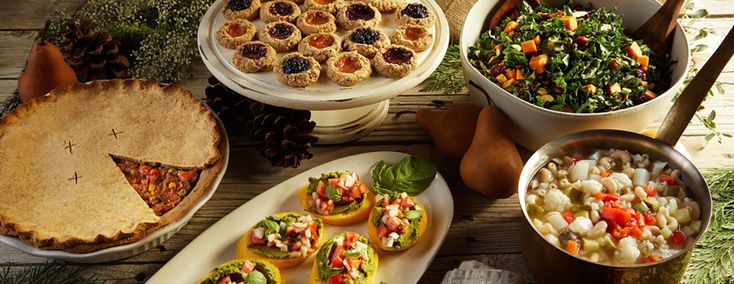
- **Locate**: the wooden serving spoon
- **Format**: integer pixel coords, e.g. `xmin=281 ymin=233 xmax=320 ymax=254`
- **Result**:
xmin=632 ymin=0 xmax=686 ymax=57
xmin=487 ymin=0 xmax=541 ymax=28
xmin=656 ymin=27 xmax=734 ymax=146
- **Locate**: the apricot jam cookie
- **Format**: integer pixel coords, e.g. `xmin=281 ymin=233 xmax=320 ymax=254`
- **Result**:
xmin=396 ymin=2 xmax=435 ymax=28
xmin=274 ymin=53 xmax=322 ymax=87
xmin=216 ymin=19 xmax=257 ymax=49
xmin=258 ymin=21 xmax=302 ymax=52
xmin=260 ymin=0 xmax=301 ymax=23
xmin=336 ymin=2 xmax=382 ymax=30
xmin=373 ymin=44 xmax=416 ymax=78
xmin=343 ymin=27 xmax=390 ymax=58
xmin=390 ymin=24 xmax=433 ymax=52
xmin=304 ymin=0 xmax=345 ymax=14
xmin=296 ymin=9 xmax=337 ymax=35
xmin=326 ymin=51 xmax=372 ymax=86
xmin=233 ymin=41 xmax=277 ymax=72
xmin=224 ymin=0 xmax=262 ymax=20
xmin=364 ymin=0 xmax=403 ymax=12
xmin=298 ymin=33 xmax=341 ymax=63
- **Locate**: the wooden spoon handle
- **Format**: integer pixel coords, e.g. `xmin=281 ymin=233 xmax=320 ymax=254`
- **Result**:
xmin=657 ymin=27 xmax=734 ymax=146
xmin=632 ymin=0 xmax=685 ymax=56
xmin=487 ymin=0 xmax=541 ymax=28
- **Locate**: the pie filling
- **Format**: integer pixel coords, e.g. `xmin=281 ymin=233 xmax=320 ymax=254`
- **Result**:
xmin=113 ymin=156 xmax=201 ymax=216
xmin=383 ymin=47 xmax=413 ymax=64
xmin=269 ymin=24 xmax=294 ymax=39
xmin=405 ymin=27 xmax=426 ymax=40
xmin=241 ymin=43 xmax=268 ymax=59
xmin=227 ymin=23 xmax=249 ymax=37
xmin=335 ymin=56 xmax=362 ymax=73
xmin=308 ymin=34 xmax=335 ymax=49
xmin=402 ymin=3 xmax=429 ymax=19
xmin=306 ymin=11 xmax=331 ymax=25
xmin=228 ymin=0 xmax=253 ymax=11
xmin=350 ymin=28 xmax=379 ymax=44
xmin=283 ymin=57 xmax=312 ymax=74
xmin=270 ymin=2 xmax=295 ymax=16
xmin=346 ymin=4 xmax=375 ymax=21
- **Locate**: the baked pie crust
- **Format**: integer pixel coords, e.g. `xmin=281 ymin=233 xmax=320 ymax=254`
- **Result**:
xmin=0 ymin=80 xmax=224 ymax=253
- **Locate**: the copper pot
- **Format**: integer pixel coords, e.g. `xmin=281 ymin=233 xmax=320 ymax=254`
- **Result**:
xmin=517 ymin=130 xmax=712 ymax=284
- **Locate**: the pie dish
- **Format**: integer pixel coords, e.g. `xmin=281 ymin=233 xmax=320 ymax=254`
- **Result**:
xmin=0 ymin=79 xmax=224 ymax=253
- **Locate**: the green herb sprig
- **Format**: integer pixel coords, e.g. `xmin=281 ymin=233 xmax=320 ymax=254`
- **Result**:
xmin=683 ymin=167 xmax=734 ymax=284
xmin=420 ymin=44 xmax=466 ymax=95
xmin=0 ymin=261 xmax=104 ymax=284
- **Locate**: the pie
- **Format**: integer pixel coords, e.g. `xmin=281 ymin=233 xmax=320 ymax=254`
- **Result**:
xmin=0 ymin=80 xmax=224 ymax=253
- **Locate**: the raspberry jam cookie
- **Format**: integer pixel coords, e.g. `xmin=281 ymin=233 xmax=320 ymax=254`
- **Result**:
xmin=343 ymin=27 xmax=390 ymax=58
xmin=233 ymin=41 xmax=277 ymax=73
xmin=304 ymin=0 xmax=345 ymax=14
xmin=274 ymin=53 xmax=322 ymax=87
xmin=260 ymin=0 xmax=301 ymax=23
xmin=216 ymin=19 xmax=257 ymax=49
xmin=390 ymin=24 xmax=433 ymax=52
xmin=396 ymin=2 xmax=435 ymax=28
xmin=336 ymin=2 xmax=382 ymax=30
xmin=326 ymin=51 xmax=372 ymax=86
xmin=364 ymin=0 xmax=403 ymax=12
xmin=224 ymin=0 xmax=262 ymax=20
xmin=298 ymin=33 xmax=341 ymax=63
xmin=296 ymin=9 xmax=337 ymax=35
xmin=373 ymin=44 xmax=416 ymax=78
xmin=258 ymin=21 xmax=302 ymax=52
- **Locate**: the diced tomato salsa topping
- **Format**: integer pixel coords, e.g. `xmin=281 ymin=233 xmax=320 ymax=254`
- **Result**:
xmin=248 ymin=214 xmax=320 ymax=258
xmin=115 ymin=158 xmax=200 ymax=216
xmin=307 ymin=172 xmax=368 ymax=215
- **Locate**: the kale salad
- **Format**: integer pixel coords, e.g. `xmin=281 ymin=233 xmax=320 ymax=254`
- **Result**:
xmin=468 ymin=1 xmax=669 ymax=113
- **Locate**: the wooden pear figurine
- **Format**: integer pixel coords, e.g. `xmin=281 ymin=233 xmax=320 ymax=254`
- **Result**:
xmin=18 ymin=21 xmax=78 ymax=103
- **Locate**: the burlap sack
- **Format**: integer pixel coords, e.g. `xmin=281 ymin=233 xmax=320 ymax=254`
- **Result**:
xmin=437 ymin=0 xmax=479 ymax=42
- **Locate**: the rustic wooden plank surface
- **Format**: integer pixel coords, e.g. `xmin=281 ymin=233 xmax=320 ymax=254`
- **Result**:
xmin=0 ymin=0 xmax=733 ymax=283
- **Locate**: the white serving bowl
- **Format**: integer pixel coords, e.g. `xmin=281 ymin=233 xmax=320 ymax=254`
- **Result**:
xmin=460 ymin=0 xmax=690 ymax=150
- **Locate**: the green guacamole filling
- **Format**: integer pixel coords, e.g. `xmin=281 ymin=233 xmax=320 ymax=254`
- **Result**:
xmin=199 ymin=259 xmax=278 ymax=284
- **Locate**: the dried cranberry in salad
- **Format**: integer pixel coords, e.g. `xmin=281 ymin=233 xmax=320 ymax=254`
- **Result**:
xmin=525 ymin=149 xmax=702 ymax=265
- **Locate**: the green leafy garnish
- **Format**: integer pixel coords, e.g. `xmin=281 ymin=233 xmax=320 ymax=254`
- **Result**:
xmin=326 ymin=184 xmax=342 ymax=201
xmin=320 ymin=267 xmax=344 ymax=278
xmin=245 ymin=271 xmax=267 ymax=284
xmin=404 ymin=210 xmax=422 ymax=220
xmin=260 ymin=219 xmax=280 ymax=234
xmin=372 ymin=156 xmax=437 ymax=196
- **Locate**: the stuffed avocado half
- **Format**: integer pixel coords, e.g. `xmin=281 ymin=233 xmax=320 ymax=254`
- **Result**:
xmin=300 ymin=171 xmax=375 ymax=225
xmin=236 ymin=212 xmax=325 ymax=269
xmin=309 ymin=231 xmax=378 ymax=284
xmin=197 ymin=259 xmax=281 ymax=284
xmin=367 ymin=192 xmax=429 ymax=251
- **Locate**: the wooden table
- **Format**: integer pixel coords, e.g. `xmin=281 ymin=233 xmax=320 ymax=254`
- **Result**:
xmin=0 ymin=0 xmax=732 ymax=282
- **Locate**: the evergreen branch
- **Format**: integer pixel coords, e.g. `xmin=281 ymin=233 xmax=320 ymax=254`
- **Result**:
xmin=0 ymin=261 xmax=105 ymax=284
xmin=420 ymin=44 xmax=466 ymax=95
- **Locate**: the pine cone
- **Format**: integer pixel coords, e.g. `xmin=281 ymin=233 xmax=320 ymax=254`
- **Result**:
xmin=249 ymin=102 xmax=318 ymax=168
xmin=205 ymin=76 xmax=253 ymax=136
xmin=205 ymin=76 xmax=318 ymax=168
xmin=59 ymin=19 xmax=130 ymax=82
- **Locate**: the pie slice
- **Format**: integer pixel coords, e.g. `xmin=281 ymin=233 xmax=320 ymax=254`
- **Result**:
xmin=0 ymin=80 xmax=224 ymax=253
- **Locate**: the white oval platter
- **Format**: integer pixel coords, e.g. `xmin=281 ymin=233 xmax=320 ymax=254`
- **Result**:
xmin=148 ymin=151 xmax=454 ymax=283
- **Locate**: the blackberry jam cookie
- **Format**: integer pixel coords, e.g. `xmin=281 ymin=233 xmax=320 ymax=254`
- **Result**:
xmin=336 ymin=2 xmax=382 ymax=30
xmin=224 ymin=0 xmax=261 ymax=20
xmin=233 ymin=41 xmax=277 ymax=72
xmin=390 ymin=24 xmax=433 ymax=52
xmin=298 ymin=33 xmax=341 ymax=63
xmin=216 ymin=19 xmax=257 ymax=49
xmin=296 ymin=9 xmax=337 ymax=35
xmin=260 ymin=0 xmax=301 ymax=23
xmin=274 ymin=53 xmax=322 ymax=87
xmin=258 ymin=21 xmax=302 ymax=52
xmin=373 ymin=44 xmax=416 ymax=78
xmin=396 ymin=2 xmax=435 ymax=28
xmin=326 ymin=51 xmax=372 ymax=86
xmin=364 ymin=0 xmax=403 ymax=12
xmin=343 ymin=27 xmax=390 ymax=58
xmin=304 ymin=0 xmax=345 ymax=14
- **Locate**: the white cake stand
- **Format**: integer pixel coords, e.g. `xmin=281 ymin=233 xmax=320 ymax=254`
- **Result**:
xmin=198 ymin=0 xmax=450 ymax=144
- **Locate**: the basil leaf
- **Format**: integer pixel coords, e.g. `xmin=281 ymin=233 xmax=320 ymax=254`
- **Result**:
xmin=245 ymin=271 xmax=267 ymax=284
xmin=326 ymin=184 xmax=342 ymax=201
xmin=320 ymin=266 xmax=344 ymax=278
xmin=404 ymin=210 xmax=422 ymax=220
xmin=260 ymin=219 xmax=279 ymax=234
xmin=371 ymin=156 xmax=437 ymax=196
xmin=331 ymin=200 xmax=360 ymax=214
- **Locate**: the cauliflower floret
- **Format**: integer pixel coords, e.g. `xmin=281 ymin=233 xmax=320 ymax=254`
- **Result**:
xmin=610 ymin=173 xmax=633 ymax=190
xmin=616 ymin=237 xmax=640 ymax=264
xmin=568 ymin=217 xmax=593 ymax=235
xmin=543 ymin=189 xmax=571 ymax=212
xmin=580 ymin=180 xmax=603 ymax=194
